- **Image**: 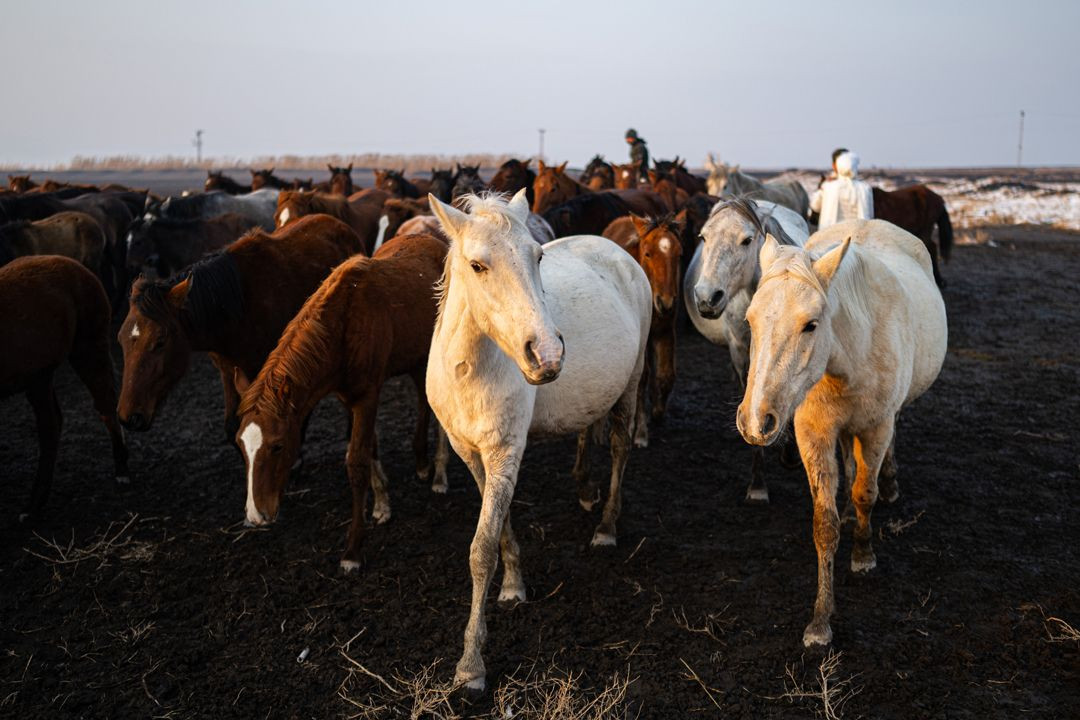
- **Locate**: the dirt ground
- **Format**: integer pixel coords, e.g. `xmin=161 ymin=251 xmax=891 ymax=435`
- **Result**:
xmin=1 ymin=225 xmax=1078 ymax=718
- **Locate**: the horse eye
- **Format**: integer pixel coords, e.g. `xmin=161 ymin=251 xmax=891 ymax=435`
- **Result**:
xmin=741 ymin=236 xmax=753 ymax=246
xmin=470 ymin=261 xmax=485 ymax=273
xmin=151 ymin=338 xmax=166 ymax=351
xmin=803 ymin=320 xmax=818 ymax=333
xmin=270 ymin=443 xmax=284 ymax=455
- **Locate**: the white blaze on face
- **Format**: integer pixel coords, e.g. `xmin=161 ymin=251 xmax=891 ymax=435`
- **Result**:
xmin=659 ymin=237 xmax=672 ymax=254
xmin=374 ymin=214 xmax=389 ymax=251
xmin=240 ymin=422 xmax=264 ymax=524
xmin=131 ymin=322 xmax=140 ymax=339
xmin=126 ymin=231 xmax=134 ymax=247
xmin=622 ymin=170 xmax=630 ymax=179
xmin=278 ymin=207 xmax=290 ymax=227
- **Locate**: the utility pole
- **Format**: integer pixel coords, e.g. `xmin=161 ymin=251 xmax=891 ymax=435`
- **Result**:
xmin=538 ymin=128 xmax=545 ymax=164
xmin=1016 ymin=110 xmax=1024 ymax=167
xmin=193 ymin=129 xmax=204 ymax=165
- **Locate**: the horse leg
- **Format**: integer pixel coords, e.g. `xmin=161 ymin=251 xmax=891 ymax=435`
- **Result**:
xmin=632 ymin=361 xmax=649 ymax=448
xmin=368 ymin=431 xmax=391 ymax=525
xmin=573 ymin=424 xmax=599 ymax=510
xmin=924 ymin=232 xmax=944 ymax=288
xmin=650 ymin=325 xmax=676 ymax=424
xmin=431 ymin=424 xmax=450 ymax=494
xmin=69 ymin=333 xmax=129 ymax=484
xmin=797 ymin=423 xmax=841 ymax=647
xmin=341 ymin=394 xmax=378 ymax=572
xmin=733 ymin=342 xmax=768 ymax=503
xmin=851 ymin=421 xmax=892 ymax=573
xmin=838 ymin=431 xmax=856 ymax=525
xmin=593 ymin=387 xmax=634 ymax=547
xmin=879 ymin=415 xmax=900 ymax=503
xmin=455 ymin=450 xmax=521 ymax=692
xmin=410 ymin=371 xmax=432 ymax=481
xmin=209 ymin=353 xmax=241 ymax=445
xmin=24 ymin=374 xmax=62 ymax=521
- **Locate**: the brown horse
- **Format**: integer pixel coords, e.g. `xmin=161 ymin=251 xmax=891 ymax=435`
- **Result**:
xmin=533 ymin=161 xmax=668 ymax=217
xmin=204 ymin=171 xmax=249 ymax=195
xmin=117 ymin=214 xmax=365 ymax=441
xmin=871 ymin=185 xmax=953 ymax=286
xmin=490 ymin=158 xmax=536 ymax=205
xmin=655 ymin=157 xmax=709 ymax=195
xmin=328 ymin=164 xmax=355 ymax=196
xmin=602 ymin=212 xmax=685 ymax=446
xmin=580 ymin=155 xmax=615 ymax=190
xmin=235 ymin=233 xmax=449 ymax=570
xmin=250 ymin=168 xmax=292 ymax=191
xmin=612 ymin=162 xmax=642 ymax=189
xmin=274 ymin=189 xmax=388 ymax=253
xmin=451 ymin=164 xmax=487 ymax=200
xmin=8 ymin=175 xmax=38 ymax=193
xmin=648 ymin=168 xmax=690 ymax=212
xmin=378 ymin=197 xmax=430 ymax=248
xmin=124 ymin=212 xmax=254 ymax=280
xmin=1 ymin=256 xmax=129 ymax=519
xmin=374 ymin=169 xmax=420 ymax=199
xmin=0 ymin=212 xmax=105 ymax=274
xmin=427 ymin=169 xmax=455 ymax=203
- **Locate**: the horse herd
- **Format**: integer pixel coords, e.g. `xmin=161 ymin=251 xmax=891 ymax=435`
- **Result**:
xmin=1 ymin=157 xmax=950 ymax=692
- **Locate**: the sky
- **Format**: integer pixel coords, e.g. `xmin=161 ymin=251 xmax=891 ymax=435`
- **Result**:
xmin=2 ymin=0 xmax=1078 ymax=169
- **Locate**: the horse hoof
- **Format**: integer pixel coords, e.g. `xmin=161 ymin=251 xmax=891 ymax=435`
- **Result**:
xmin=431 ymin=482 xmax=449 ymax=495
xmin=590 ymin=530 xmax=617 ymax=547
xmin=879 ymin=486 xmax=900 ymax=504
xmin=745 ymin=487 xmax=770 ymax=504
xmin=497 ymin=586 xmax=526 ymax=606
xmin=18 ymin=512 xmax=30 ymax=524
xmin=578 ymin=497 xmax=597 ymax=512
xmin=371 ymin=505 xmax=392 ymax=525
xmin=851 ymin=552 xmax=877 ymax=573
xmin=340 ymin=557 xmax=365 ymax=573
xmin=802 ymin=622 xmax=833 ymax=648
xmin=455 ymin=674 xmax=486 ymax=696
xmin=633 ymin=436 xmax=649 ymax=449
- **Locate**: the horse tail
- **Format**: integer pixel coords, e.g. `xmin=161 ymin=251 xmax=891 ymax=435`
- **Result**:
xmin=937 ymin=204 xmax=953 ymax=262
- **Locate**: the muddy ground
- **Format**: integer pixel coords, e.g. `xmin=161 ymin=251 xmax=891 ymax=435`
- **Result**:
xmin=1 ymin=225 xmax=1078 ymax=718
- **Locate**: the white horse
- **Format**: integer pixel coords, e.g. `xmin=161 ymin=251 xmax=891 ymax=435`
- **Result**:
xmin=737 ymin=219 xmax=947 ymax=647
xmin=704 ymin=154 xmax=809 ymax=217
xmin=683 ymin=197 xmax=810 ymax=501
xmin=426 ymin=189 xmax=650 ymax=691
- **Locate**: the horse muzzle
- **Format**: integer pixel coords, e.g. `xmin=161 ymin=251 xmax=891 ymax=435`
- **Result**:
xmin=694 ymin=286 xmax=727 ymax=319
xmin=523 ymin=333 xmax=564 ymax=385
xmin=118 ymin=411 xmax=152 ymax=432
xmin=736 ymin=404 xmax=782 ymax=447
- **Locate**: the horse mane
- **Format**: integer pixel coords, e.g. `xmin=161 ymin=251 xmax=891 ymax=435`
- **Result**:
xmin=133 ymin=250 xmax=244 ymax=333
xmin=237 ymin=261 xmax=351 ymax=418
xmin=712 ymin=197 xmax=797 ymax=247
xmin=759 ymin=241 xmax=873 ymax=333
xmin=636 ymin=212 xmax=680 ymax=237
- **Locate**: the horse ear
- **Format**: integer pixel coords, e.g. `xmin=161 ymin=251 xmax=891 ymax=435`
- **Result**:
xmin=812 ymin=237 xmax=852 ymax=290
xmin=758 ymin=234 xmax=783 ymax=272
xmin=705 ymin=154 xmax=716 ymax=171
xmin=537 ymin=159 xmax=547 ymax=172
xmin=673 ymin=208 xmax=688 ymax=233
xmin=648 ymin=169 xmax=658 ymax=184
xmin=556 ymin=161 xmax=567 ymax=174
xmin=428 ymin=193 xmax=469 ymax=241
xmin=167 ymin=278 xmax=191 ymax=309
xmin=521 ymin=157 xmax=531 ymax=168
xmin=347 ymin=163 xmax=353 ymax=172
xmin=507 ymin=188 xmax=529 ymax=221
xmin=233 ymin=366 xmax=251 ymax=395
xmin=249 ymin=169 xmax=257 ymax=177
xmin=328 ymin=164 xmax=334 ymax=172
xmin=629 ymin=214 xmax=650 ymax=239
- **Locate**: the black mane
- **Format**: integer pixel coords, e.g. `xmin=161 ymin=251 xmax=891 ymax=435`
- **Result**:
xmin=134 ymin=250 xmax=244 ymax=334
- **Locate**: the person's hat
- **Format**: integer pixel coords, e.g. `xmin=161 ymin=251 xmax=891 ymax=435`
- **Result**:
xmin=625 ymin=128 xmax=638 ymax=140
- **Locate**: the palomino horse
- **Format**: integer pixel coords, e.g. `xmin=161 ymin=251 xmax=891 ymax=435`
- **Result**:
xmin=580 ymin=155 xmax=615 ymax=190
xmin=374 ymin=169 xmax=420 ymax=199
xmin=205 ymin=171 xmax=249 ymax=195
xmin=685 ymin=197 xmax=810 ymax=502
xmin=249 ymin=168 xmax=293 ymax=191
xmin=738 ymin=219 xmax=946 ymax=647
xmin=532 ymin=161 xmax=668 ymax=217
xmin=125 ymin=212 xmax=253 ymax=279
xmin=451 ymin=164 xmax=487 ymax=200
xmin=0 ymin=212 xmax=105 ymax=275
xmin=705 ymin=156 xmax=810 ymax=217
xmin=426 ymin=190 xmax=650 ymax=691
xmin=489 ymin=158 xmax=536 ymax=206
xmin=612 ymin=162 xmax=642 ymax=189
xmin=236 ymin=233 xmax=450 ymax=570
xmin=1 ymin=256 xmax=129 ymax=518
xmin=329 ymin=164 xmax=355 ymax=196
xmin=117 ymin=215 xmax=365 ymax=441
xmin=602 ymin=212 xmax=686 ymax=446
xmin=871 ymin=186 xmax=953 ymax=287
xmin=274 ymin=189 xmax=388 ymax=253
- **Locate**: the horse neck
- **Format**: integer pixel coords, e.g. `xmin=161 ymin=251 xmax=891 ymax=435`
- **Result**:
xmin=433 ymin=262 xmax=509 ymax=384
xmin=263 ymin=296 xmax=347 ymax=420
xmin=823 ymin=255 xmax=874 ymax=384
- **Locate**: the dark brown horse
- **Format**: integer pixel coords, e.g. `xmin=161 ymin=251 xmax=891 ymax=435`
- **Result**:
xmin=8 ymin=175 xmax=38 ymax=193
xmin=0 ymin=212 xmax=105 ymax=275
xmin=274 ymin=189 xmax=388 ymax=253
xmin=427 ymin=169 xmax=454 ymax=203
xmin=580 ymin=155 xmax=615 ymax=190
xmin=117 ymin=214 xmax=366 ymax=441
xmin=871 ymin=185 xmax=953 ymax=286
xmin=124 ymin=212 xmax=254 ymax=279
xmin=374 ymin=169 xmax=420 ymax=199
xmin=542 ymin=193 xmax=632 ymax=237
xmin=648 ymin=168 xmax=690 ymax=212
xmin=378 ymin=197 xmax=430 ymax=247
xmin=235 ymin=232 xmax=449 ymax=570
xmin=1 ymin=256 xmax=129 ymax=519
xmin=329 ymin=164 xmax=354 ymax=196
xmin=533 ymin=161 xmax=668 ymax=217
xmin=205 ymin=171 xmax=249 ymax=195
xmin=250 ymin=168 xmax=292 ymax=191
xmin=654 ymin=157 xmax=708 ymax=195
xmin=602 ymin=212 xmax=685 ymax=445
xmin=451 ymin=164 xmax=487 ymax=200
xmin=489 ymin=158 xmax=536 ymax=206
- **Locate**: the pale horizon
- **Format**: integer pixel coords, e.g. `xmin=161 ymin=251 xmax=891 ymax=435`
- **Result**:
xmin=3 ymin=0 xmax=1078 ymax=170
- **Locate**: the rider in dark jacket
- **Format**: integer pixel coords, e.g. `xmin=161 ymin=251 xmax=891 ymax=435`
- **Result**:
xmin=625 ymin=129 xmax=649 ymax=182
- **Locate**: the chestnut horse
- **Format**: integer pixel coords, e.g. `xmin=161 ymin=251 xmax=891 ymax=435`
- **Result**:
xmin=489 ymin=158 xmax=536 ymax=206
xmin=235 ymin=233 xmax=450 ymax=570
xmin=532 ymin=160 xmax=667 ymax=217
xmin=871 ymin=185 xmax=953 ymax=287
xmin=603 ymin=212 xmax=685 ymax=446
xmin=250 ymin=168 xmax=293 ymax=191
xmin=1 ymin=256 xmax=129 ymax=519
xmin=648 ymin=168 xmax=690 ymax=212
xmin=580 ymin=155 xmax=615 ymax=190
xmin=8 ymin=175 xmax=38 ymax=193
xmin=656 ymin=157 xmax=708 ymax=195
xmin=612 ymin=162 xmax=642 ymax=189
xmin=117 ymin=214 xmax=366 ymax=441
xmin=329 ymin=164 xmax=355 ymax=196
xmin=205 ymin=171 xmax=249 ymax=195
xmin=374 ymin=169 xmax=420 ymax=199
xmin=274 ymin=189 xmax=388 ymax=253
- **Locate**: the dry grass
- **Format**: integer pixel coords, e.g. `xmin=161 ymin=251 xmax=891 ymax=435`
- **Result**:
xmin=22 ymin=153 xmax=524 ymax=174
xmin=1020 ymin=603 xmax=1080 ymax=645
xmin=338 ymin=651 xmax=460 ymax=720
xmin=23 ymin=513 xmax=141 ymax=571
xmin=768 ymin=651 xmax=863 ymax=720
xmin=491 ymin=662 xmax=636 ymax=720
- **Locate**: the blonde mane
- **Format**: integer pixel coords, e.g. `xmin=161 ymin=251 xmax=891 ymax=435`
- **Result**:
xmin=758 ymin=242 xmax=873 ymax=333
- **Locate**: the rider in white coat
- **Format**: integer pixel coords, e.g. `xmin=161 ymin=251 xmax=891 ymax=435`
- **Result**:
xmin=810 ymin=151 xmax=873 ymax=229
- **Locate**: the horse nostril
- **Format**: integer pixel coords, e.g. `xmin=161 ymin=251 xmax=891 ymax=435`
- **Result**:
xmin=710 ymin=289 xmax=725 ymax=307
xmin=525 ymin=339 xmax=540 ymax=370
xmin=761 ymin=412 xmax=778 ymax=436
